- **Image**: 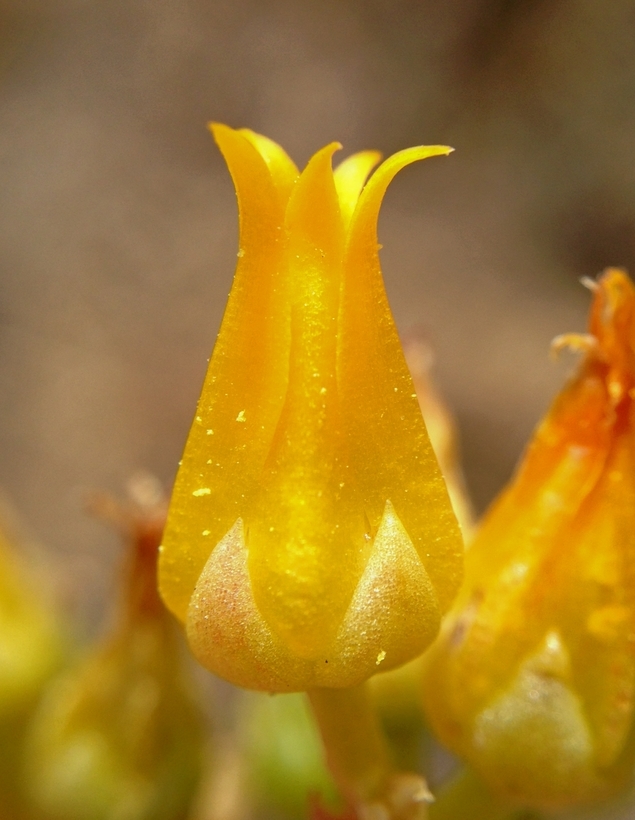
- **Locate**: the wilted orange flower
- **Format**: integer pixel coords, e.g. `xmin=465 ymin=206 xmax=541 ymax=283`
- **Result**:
xmin=422 ymin=269 xmax=635 ymax=809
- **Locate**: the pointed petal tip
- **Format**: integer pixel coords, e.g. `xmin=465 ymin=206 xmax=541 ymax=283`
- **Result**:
xmin=334 ymin=150 xmax=383 ymax=224
xmin=321 ymin=141 xmax=343 ymax=159
xmin=208 ymin=121 xmax=239 ymax=147
xmin=208 ymin=120 xmax=226 ymax=135
xmin=290 ymin=141 xmax=343 ymax=191
xmin=401 ymin=144 xmax=454 ymax=161
xmin=412 ymin=144 xmax=454 ymax=157
xmin=310 ymin=141 xmax=343 ymax=164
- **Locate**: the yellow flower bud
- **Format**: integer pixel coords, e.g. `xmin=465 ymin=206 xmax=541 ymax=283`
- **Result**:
xmin=24 ymin=480 xmax=205 ymax=820
xmin=422 ymin=269 xmax=635 ymax=810
xmin=159 ymin=124 xmax=463 ymax=692
xmin=0 ymin=504 xmax=64 ymax=818
xmin=0 ymin=510 xmax=63 ymax=720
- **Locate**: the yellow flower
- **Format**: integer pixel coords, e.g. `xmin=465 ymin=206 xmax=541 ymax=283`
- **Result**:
xmin=159 ymin=124 xmax=463 ymax=693
xmin=422 ymin=269 xmax=635 ymax=809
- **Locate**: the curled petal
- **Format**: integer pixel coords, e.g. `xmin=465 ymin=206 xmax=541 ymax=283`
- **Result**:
xmin=339 ymin=145 xmax=462 ymax=613
xmin=160 ymin=124 xmax=294 ymax=621
xmin=238 ymin=127 xmax=299 ymax=200
xmin=334 ymin=150 xmax=382 ymax=227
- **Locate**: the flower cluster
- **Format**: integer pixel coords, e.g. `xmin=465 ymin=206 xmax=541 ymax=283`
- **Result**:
xmin=158 ymin=128 xmax=635 ymax=819
xmin=2 ymin=126 xmax=635 ymax=820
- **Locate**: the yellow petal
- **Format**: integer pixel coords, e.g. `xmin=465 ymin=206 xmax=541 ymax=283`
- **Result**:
xmin=338 ymin=145 xmax=462 ymax=613
xmin=333 ymin=150 xmax=382 ymax=228
xmin=246 ymin=142 xmax=366 ymax=658
xmin=159 ymin=125 xmax=294 ymax=621
xmin=237 ymin=127 xmax=299 ymax=202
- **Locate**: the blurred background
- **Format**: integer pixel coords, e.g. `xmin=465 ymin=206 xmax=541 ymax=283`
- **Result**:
xmin=1 ymin=0 xmax=635 ymax=626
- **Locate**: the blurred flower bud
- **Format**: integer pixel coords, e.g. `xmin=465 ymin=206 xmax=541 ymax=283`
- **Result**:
xmin=24 ymin=476 xmax=205 ymax=820
xmin=159 ymin=125 xmax=463 ymax=692
xmin=422 ymin=269 xmax=635 ymax=809
xmin=0 ymin=509 xmax=63 ymax=717
xmin=0 ymin=500 xmax=64 ymax=818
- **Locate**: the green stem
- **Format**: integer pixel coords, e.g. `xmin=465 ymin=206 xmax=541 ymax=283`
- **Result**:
xmin=307 ymin=684 xmax=431 ymax=819
xmin=429 ymin=767 xmax=521 ymax=820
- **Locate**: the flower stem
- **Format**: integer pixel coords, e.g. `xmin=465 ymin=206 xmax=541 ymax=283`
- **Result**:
xmin=307 ymin=684 xmax=431 ymax=819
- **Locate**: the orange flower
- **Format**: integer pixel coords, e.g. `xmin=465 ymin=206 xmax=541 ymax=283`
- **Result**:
xmin=422 ymin=269 xmax=635 ymax=809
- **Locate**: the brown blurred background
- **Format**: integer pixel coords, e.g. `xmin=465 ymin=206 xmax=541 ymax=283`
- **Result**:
xmin=1 ymin=0 xmax=634 ymax=626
